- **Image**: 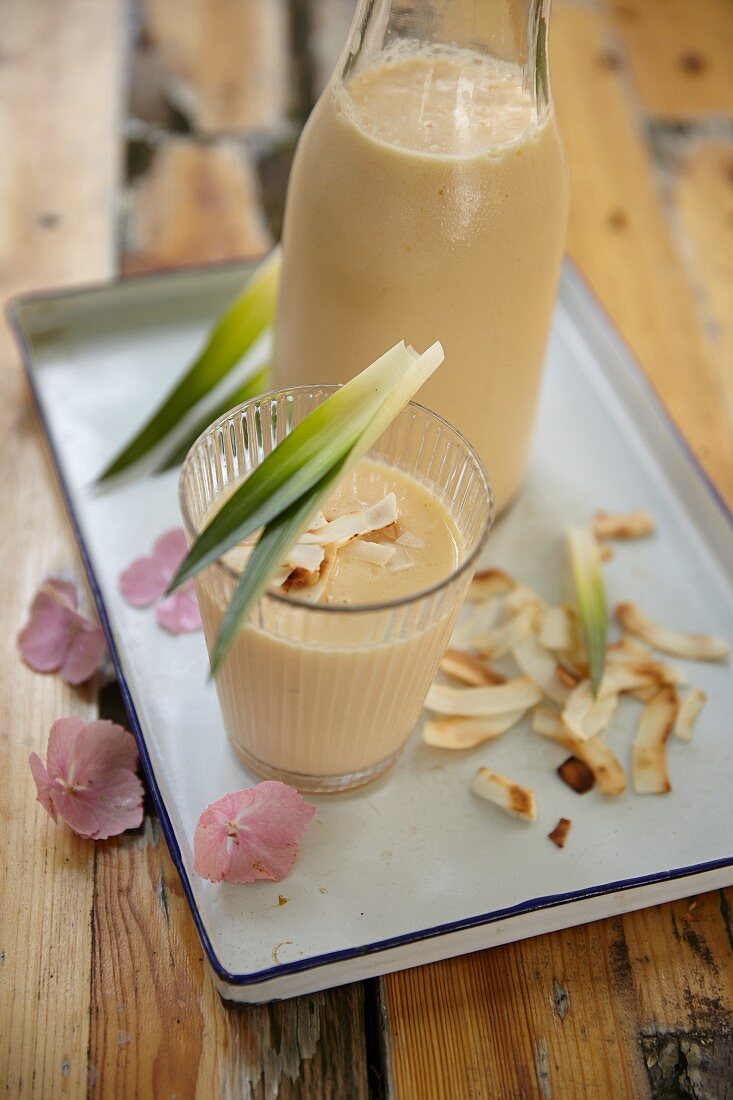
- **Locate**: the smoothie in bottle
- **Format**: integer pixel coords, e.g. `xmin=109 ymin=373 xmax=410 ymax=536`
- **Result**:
xmin=274 ymin=1 xmax=569 ymax=511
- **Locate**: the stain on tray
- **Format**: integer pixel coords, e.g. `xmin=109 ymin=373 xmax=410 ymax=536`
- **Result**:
xmin=272 ymin=940 xmax=294 ymax=964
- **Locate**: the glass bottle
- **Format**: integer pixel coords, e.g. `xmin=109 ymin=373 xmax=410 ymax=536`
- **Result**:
xmin=273 ymin=0 xmax=569 ymax=512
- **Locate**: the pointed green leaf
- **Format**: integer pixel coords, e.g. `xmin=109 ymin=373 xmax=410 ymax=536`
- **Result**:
xmin=97 ymin=248 xmax=280 ymax=481
xmin=567 ymin=525 xmax=607 ymax=696
xmin=170 ymin=342 xmax=418 ymax=589
xmin=205 ymin=341 xmax=445 ymax=671
xmin=155 ymin=364 xmax=270 ymax=472
xmin=209 ymin=460 xmax=346 ymax=672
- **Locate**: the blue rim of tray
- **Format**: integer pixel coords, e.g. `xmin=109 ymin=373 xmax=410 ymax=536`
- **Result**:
xmin=8 ymin=257 xmax=733 ymax=988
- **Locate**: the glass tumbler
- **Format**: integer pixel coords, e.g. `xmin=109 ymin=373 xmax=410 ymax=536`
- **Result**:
xmin=179 ymin=387 xmax=493 ymax=793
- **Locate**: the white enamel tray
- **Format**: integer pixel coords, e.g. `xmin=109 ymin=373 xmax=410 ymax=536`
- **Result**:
xmin=11 ymin=260 xmax=733 ymax=1004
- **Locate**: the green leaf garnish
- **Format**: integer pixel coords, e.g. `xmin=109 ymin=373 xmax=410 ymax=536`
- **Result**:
xmin=175 ymin=341 xmax=445 ymax=673
xmin=97 ymin=248 xmax=280 ymax=481
xmin=155 ymin=364 xmax=270 ymax=472
xmin=170 ymin=341 xmax=421 ymax=590
xmin=567 ymin=525 xmax=607 ymax=696
xmin=210 ymin=460 xmax=348 ymax=671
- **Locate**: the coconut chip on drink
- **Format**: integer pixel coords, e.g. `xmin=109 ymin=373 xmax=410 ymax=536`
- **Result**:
xmin=226 ymin=491 xmax=435 ymax=602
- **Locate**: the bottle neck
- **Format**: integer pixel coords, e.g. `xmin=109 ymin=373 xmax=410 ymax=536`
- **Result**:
xmin=339 ymin=0 xmax=553 ymax=115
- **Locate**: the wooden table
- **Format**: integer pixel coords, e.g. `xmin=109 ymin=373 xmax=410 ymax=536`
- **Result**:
xmin=3 ymin=2 xmax=732 ymax=1096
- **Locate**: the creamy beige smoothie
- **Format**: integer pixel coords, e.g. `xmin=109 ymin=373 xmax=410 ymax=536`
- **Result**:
xmin=195 ymin=457 xmax=466 ymax=786
xmin=274 ymin=45 xmax=569 ymax=511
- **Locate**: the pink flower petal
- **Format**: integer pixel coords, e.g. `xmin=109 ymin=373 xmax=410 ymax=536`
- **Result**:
xmin=155 ymin=587 xmax=201 ymax=634
xmin=18 ymin=581 xmax=106 ymax=683
xmin=59 ymin=620 xmax=108 ymax=686
xmin=119 ymin=556 xmax=168 ymax=607
xmin=153 ymin=528 xmax=188 ymax=576
xmin=46 ymin=717 xmax=139 ymax=781
xmin=29 ymin=752 xmax=58 ymax=822
xmin=18 ymin=587 xmax=76 ymax=672
xmin=46 ymin=578 xmax=78 ymax=610
xmin=31 ymin=717 xmax=143 ymax=839
xmin=51 ymin=768 xmax=144 ymax=839
xmin=194 ymin=782 xmax=315 ymax=884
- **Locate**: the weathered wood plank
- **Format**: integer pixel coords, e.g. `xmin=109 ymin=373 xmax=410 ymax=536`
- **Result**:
xmin=140 ymin=0 xmax=290 ymax=135
xmin=552 ymin=3 xmax=733 ymax=507
xmin=609 ymin=0 xmax=733 ymax=118
xmin=123 ymin=138 xmax=272 ymax=272
xmin=88 ymin=815 xmax=370 ymax=1099
xmin=384 ymin=917 xmax=649 ymax=1099
xmin=383 ymin=890 xmax=733 ymax=1099
xmin=0 ymin=2 xmax=125 ymax=1097
xmin=668 ymin=137 xmax=733 ymax=408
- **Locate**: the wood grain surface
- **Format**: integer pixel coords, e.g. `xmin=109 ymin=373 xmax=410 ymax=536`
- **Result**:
xmin=2 ymin=1 xmax=732 ymax=1098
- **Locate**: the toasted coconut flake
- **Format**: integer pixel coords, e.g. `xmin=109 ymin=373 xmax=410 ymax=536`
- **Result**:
xmin=631 ymin=685 xmax=660 ymax=703
xmin=616 ymin=602 xmax=729 ymax=662
xmin=283 ymin=543 xmax=326 ymax=575
xmin=513 ymin=636 xmax=572 ymax=706
xmin=226 ymin=540 xmax=324 ymax=586
xmin=532 ymin=706 xmax=566 ymax=737
xmin=440 ymin=649 xmax=506 ymax=687
xmin=556 ymin=663 xmax=582 ymax=688
xmin=221 ymin=543 xmax=254 ymax=572
xmin=470 ymin=768 xmax=537 ymax=822
xmin=589 ymin=508 xmax=651 ymax=539
xmin=674 ymin=688 xmax=707 ymax=742
xmin=296 ymin=548 xmax=338 ymax=604
xmin=532 ymin=708 xmax=627 ymax=796
xmin=599 ymin=659 xmax=685 ymax=697
xmin=285 ymin=566 xmax=322 ymax=590
xmin=387 ymin=546 xmax=415 ymax=573
xmin=505 ymin=583 xmax=545 ymax=614
xmin=451 ymin=599 xmax=503 ymax=650
xmin=557 ymin=756 xmax=595 ymax=794
xmin=344 ymin=540 xmax=396 ymax=566
xmin=607 ymin=636 xmax=652 ymax=664
xmin=396 ymin=530 xmax=424 ymax=549
xmin=477 ymin=604 xmax=536 ymax=660
xmin=539 ymin=605 xmax=576 ymax=651
xmin=595 ymin=537 xmax=614 ymax=563
xmin=562 ymin=680 xmax=619 ymax=740
xmin=468 ymin=568 xmax=515 ymax=601
xmin=300 ymin=493 xmax=398 ymax=546
xmin=632 ymin=686 xmax=678 ymax=794
xmin=425 ymin=676 xmax=542 ymax=717
xmin=593 ymin=510 xmax=655 ymax=540
xmin=548 ymin=817 xmax=572 ymax=848
xmin=423 ymin=710 xmax=526 ymax=749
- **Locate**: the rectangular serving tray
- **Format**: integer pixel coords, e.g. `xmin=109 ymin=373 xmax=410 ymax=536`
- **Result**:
xmin=10 ymin=260 xmax=733 ymax=1004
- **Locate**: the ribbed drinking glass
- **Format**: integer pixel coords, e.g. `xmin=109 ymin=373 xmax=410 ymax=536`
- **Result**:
xmin=180 ymin=387 xmax=493 ymax=793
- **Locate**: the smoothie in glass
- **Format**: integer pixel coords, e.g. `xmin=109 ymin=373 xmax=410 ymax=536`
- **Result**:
xmin=180 ymin=389 xmax=493 ymax=792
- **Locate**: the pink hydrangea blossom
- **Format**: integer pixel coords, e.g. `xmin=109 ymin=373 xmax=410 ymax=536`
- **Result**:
xmin=194 ymin=782 xmax=316 ymax=884
xmin=29 ymin=717 xmax=144 ymax=839
xmin=155 ymin=590 xmax=201 ymax=633
xmin=119 ymin=528 xmax=201 ymax=634
xmin=18 ymin=579 xmax=107 ymax=685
